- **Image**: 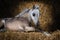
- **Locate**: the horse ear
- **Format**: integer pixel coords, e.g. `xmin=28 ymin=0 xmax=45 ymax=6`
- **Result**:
xmin=33 ymin=4 xmax=39 ymax=9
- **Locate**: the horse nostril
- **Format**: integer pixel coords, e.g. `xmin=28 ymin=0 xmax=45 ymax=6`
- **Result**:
xmin=33 ymin=13 xmax=35 ymax=16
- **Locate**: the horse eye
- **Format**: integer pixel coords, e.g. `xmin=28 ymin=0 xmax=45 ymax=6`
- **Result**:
xmin=33 ymin=13 xmax=35 ymax=16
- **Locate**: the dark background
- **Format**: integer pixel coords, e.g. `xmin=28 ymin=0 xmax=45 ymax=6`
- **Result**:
xmin=0 ymin=0 xmax=60 ymax=17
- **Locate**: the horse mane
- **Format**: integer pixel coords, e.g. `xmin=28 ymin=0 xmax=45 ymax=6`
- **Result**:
xmin=5 ymin=17 xmax=29 ymax=24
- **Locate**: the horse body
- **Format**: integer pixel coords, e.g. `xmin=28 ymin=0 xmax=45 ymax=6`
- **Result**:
xmin=2 ymin=17 xmax=35 ymax=31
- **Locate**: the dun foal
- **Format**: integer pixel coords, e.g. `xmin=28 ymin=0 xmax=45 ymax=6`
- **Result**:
xmin=0 ymin=4 xmax=51 ymax=36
